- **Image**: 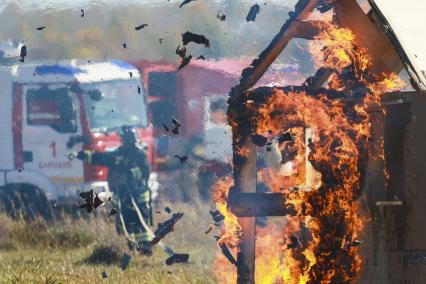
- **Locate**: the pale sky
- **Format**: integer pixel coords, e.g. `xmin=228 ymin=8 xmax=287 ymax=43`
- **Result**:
xmin=0 ymin=0 xmax=295 ymax=13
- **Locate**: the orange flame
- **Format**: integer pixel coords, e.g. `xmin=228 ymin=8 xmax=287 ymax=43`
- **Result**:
xmin=255 ymin=88 xmax=365 ymax=282
xmin=212 ymin=177 xmax=242 ymax=248
xmin=211 ymin=177 xmax=239 ymax=284
xmin=213 ymin=23 xmax=405 ymax=283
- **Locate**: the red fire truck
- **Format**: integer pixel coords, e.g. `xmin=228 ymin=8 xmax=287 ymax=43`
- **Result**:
xmin=133 ymin=59 xmax=301 ymax=201
xmin=135 ymin=58 xmax=302 ymax=167
xmin=0 ymin=60 xmax=155 ymax=217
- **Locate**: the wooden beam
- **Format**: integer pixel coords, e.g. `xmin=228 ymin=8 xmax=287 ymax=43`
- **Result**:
xmin=334 ymin=0 xmax=403 ymax=74
xmin=228 ymin=1 xmax=321 ymax=283
xmin=230 ymin=0 xmax=319 ymax=102
xmin=290 ymin=20 xmax=326 ymax=40
xmin=304 ymin=67 xmax=335 ymax=89
xmin=233 ymin=137 xmax=257 ymax=284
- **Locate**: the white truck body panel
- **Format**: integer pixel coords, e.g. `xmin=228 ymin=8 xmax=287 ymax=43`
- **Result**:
xmin=20 ymin=84 xmax=85 ymax=184
xmin=0 ymin=66 xmax=14 ymax=171
xmin=1 ymin=60 xmax=142 ymax=200
xmin=371 ymin=0 xmax=426 ymax=92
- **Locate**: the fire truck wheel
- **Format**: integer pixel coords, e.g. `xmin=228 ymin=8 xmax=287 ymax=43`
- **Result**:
xmin=0 ymin=184 xmax=54 ymax=220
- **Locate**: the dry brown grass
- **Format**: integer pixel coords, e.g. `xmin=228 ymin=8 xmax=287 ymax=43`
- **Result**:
xmin=0 ymin=202 xmax=218 ymax=284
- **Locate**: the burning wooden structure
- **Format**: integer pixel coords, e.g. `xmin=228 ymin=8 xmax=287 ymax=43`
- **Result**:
xmin=214 ymin=0 xmax=426 ymax=283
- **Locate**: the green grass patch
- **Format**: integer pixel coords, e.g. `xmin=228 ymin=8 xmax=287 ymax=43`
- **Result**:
xmin=0 ymin=202 xmax=218 ymax=283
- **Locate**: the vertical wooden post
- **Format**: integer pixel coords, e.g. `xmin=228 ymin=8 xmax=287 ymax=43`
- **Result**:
xmin=228 ymin=2 xmax=317 ymax=283
xmin=234 ymin=138 xmax=257 ymax=284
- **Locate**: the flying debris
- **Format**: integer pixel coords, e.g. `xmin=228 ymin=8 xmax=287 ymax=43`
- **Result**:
xmin=251 ymin=134 xmax=268 ymax=146
xmin=246 ymin=3 xmax=260 ymax=22
xmin=78 ymin=190 xmax=95 ymax=212
xmin=93 ymin=191 xmax=112 ymax=208
xmin=19 ymin=45 xmax=27 ymax=63
xmin=163 ymin=118 xmax=183 ymax=134
xmin=161 ymin=122 xmax=170 ymax=132
xmin=196 ymin=55 xmax=205 ymax=60
xmin=218 ymin=242 xmax=238 ymax=266
xmin=179 ymin=0 xmax=196 ymax=8
xmin=178 ymin=55 xmax=192 ymax=71
xmin=174 ymin=155 xmax=188 ymax=164
xmin=121 ymin=253 xmax=132 ymax=271
xmin=77 ymin=189 xmax=113 ymax=213
xmin=151 ymin=212 xmax=184 ymax=245
xmin=276 ymin=132 xmax=293 ymax=144
xmin=36 ymin=26 xmax=46 ymax=31
xmin=171 ymin=117 xmax=183 ymax=134
xmin=210 ymin=210 xmax=225 ymax=223
xmin=217 ymin=11 xmax=226 ymax=21
xmin=176 ymin=45 xmax=187 ymax=58
xmin=135 ymin=24 xmax=148 ymax=30
xmin=101 ymin=271 xmax=108 ymax=279
xmin=164 ymin=206 xmax=172 ymax=214
xmin=122 ymin=43 xmax=127 ymax=49
xmin=159 ymin=38 xmax=164 ymax=44
xmin=165 ymin=253 xmax=189 ymax=265
xmin=80 ymin=9 xmax=84 ymax=17
xmin=205 ymin=223 xmax=213 ymax=235
xmin=182 ymin=31 xmax=210 ymax=48
xmin=176 ymin=45 xmax=192 ymax=70
xmin=108 ymin=208 xmax=118 ymax=217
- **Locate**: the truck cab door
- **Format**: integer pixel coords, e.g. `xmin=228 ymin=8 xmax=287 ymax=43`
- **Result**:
xmin=21 ymin=84 xmax=84 ymax=196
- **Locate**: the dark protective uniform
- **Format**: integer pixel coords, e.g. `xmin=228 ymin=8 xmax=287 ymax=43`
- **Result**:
xmin=77 ymin=136 xmax=152 ymax=244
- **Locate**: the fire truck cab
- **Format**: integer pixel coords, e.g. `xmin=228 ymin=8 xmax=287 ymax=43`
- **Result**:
xmin=0 ymin=60 xmax=153 ymax=214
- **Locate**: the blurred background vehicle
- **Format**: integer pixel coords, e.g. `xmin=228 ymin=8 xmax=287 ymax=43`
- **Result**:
xmin=0 ymin=57 xmax=156 ymax=217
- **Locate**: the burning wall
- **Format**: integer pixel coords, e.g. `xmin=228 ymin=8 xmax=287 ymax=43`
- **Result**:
xmin=213 ymin=22 xmax=405 ymax=283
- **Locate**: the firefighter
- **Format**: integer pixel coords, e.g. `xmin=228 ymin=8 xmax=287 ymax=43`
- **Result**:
xmin=69 ymin=126 xmax=153 ymax=256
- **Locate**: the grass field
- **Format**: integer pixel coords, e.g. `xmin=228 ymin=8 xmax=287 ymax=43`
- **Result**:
xmin=0 ymin=202 xmax=218 ymax=284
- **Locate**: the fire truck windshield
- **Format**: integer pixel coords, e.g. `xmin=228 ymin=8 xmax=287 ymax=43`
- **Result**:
xmin=82 ymin=79 xmax=148 ymax=131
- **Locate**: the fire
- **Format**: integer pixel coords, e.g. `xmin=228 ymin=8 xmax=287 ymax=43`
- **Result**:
xmin=255 ymin=88 xmax=365 ymax=282
xmin=255 ymin=225 xmax=285 ymax=284
xmin=212 ymin=177 xmax=240 ymax=284
xmin=212 ymin=22 xmax=405 ymax=283
xmin=212 ymin=176 xmax=242 ymax=248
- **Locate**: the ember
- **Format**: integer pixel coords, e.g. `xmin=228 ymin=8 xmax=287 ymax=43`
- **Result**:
xmin=151 ymin=212 xmax=184 ymax=245
xmin=165 ymin=253 xmax=189 ymax=265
